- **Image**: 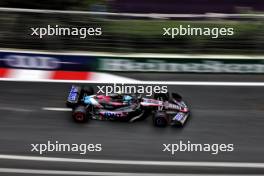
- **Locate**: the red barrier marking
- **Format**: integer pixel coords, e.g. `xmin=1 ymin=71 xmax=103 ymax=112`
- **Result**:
xmin=52 ymin=71 xmax=91 ymax=80
xmin=0 ymin=68 xmax=9 ymax=77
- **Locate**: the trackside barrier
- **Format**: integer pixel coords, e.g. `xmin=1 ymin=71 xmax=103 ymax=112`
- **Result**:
xmin=0 ymin=49 xmax=264 ymax=74
xmin=98 ymin=57 xmax=264 ymax=73
xmin=0 ymin=50 xmax=96 ymax=71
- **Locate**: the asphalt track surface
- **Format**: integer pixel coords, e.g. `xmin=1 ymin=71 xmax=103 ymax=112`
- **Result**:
xmin=0 ymin=74 xmax=264 ymax=175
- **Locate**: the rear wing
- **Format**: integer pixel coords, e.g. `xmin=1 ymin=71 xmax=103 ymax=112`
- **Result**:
xmin=66 ymin=85 xmax=82 ymax=108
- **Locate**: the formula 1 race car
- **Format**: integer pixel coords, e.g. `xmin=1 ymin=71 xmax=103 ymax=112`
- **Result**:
xmin=66 ymin=85 xmax=190 ymax=127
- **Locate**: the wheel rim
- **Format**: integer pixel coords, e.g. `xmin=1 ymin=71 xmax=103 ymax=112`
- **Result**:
xmin=75 ymin=113 xmax=84 ymax=121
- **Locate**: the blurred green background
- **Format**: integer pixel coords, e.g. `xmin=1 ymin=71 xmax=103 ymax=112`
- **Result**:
xmin=0 ymin=0 xmax=263 ymax=54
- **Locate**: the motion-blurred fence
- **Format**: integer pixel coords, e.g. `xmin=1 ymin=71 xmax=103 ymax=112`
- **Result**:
xmin=0 ymin=7 xmax=264 ymax=54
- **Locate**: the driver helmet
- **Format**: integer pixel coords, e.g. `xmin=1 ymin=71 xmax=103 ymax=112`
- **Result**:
xmin=123 ymin=95 xmax=132 ymax=102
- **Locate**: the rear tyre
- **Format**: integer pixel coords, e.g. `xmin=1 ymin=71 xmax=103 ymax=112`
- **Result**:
xmin=66 ymin=86 xmax=81 ymax=108
xmin=72 ymin=106 xmax=88 ymax=123
xmin=152 ymin=111 xmax=168 ymax=127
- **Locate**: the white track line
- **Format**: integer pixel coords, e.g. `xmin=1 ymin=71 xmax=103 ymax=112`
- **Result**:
xmin=0 ymin=154 xmax=264 ymax=168
xmin=0 ymin=168 xmax=258 ymax=176
xmin=1 ymin=78 xmax=264 ymax=86
xmin=141 ymin=81 xmax=264 ymax=86
xmin=42 ymin=107 xmax=72 ymax=111
xmin=0 ymin=107 xmax=33 ymax=112
xmin=1 ymin=7 xmax=264 ymax=19
xmin=1 ymin=48 xmax=264 ymax=59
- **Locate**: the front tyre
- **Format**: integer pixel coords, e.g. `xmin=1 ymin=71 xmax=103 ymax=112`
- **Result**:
xmin=152 ymin=111 xmax=169 ymax=127
xmin=72 ymin=106 xmax=88 ymax=123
